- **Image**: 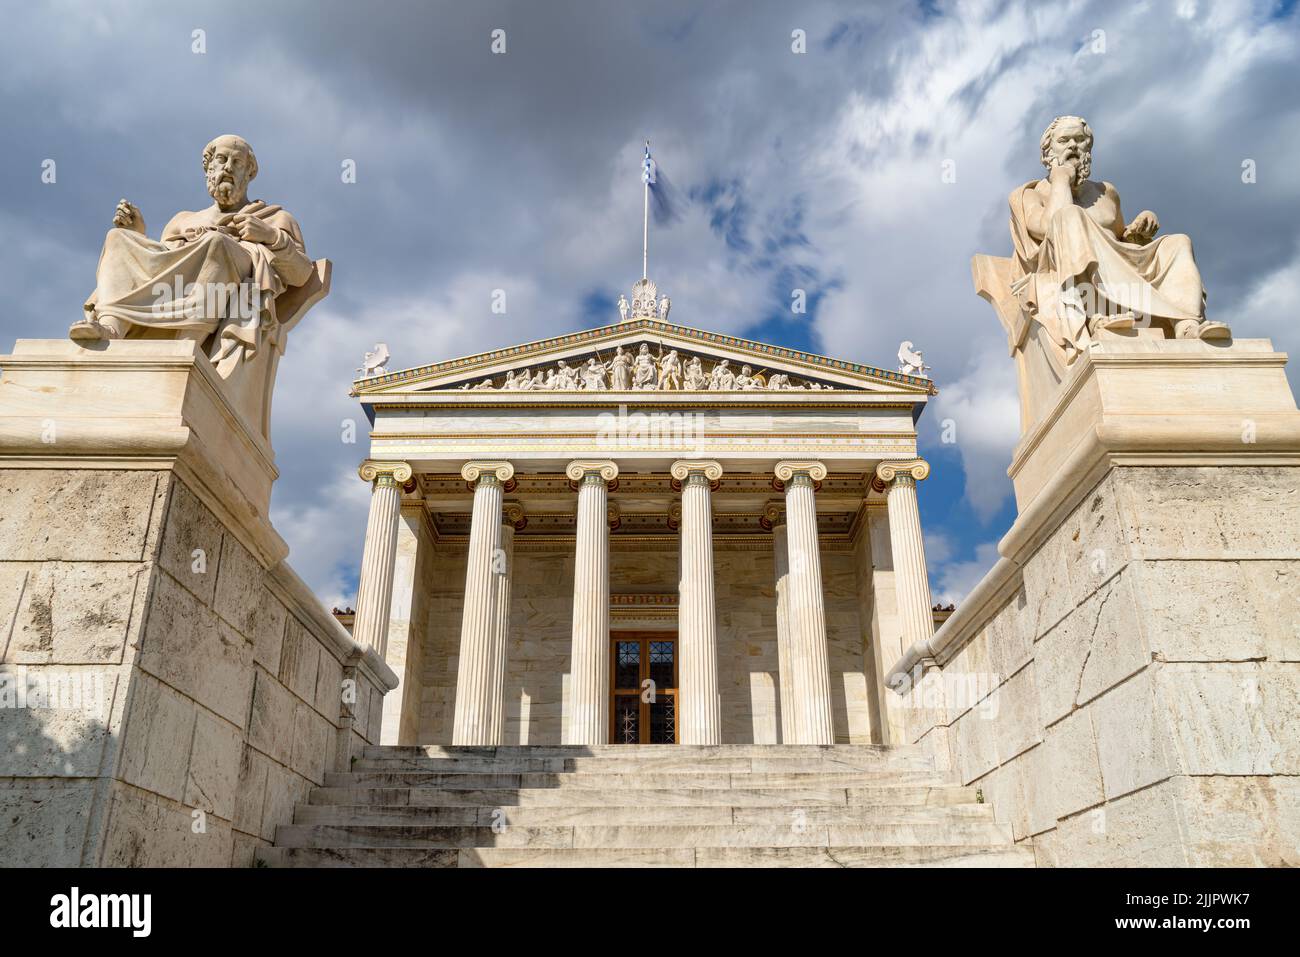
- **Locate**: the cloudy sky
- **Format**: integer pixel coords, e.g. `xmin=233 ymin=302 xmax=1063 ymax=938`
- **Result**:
xmin=2 ymin=0 xmax=1296 ymax=608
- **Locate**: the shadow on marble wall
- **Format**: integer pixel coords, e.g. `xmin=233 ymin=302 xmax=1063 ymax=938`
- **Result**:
xmin=0 ymin=703 xmax=113 ymax=866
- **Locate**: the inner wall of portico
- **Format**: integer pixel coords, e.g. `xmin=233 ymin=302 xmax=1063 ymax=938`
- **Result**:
xmin=414 ymin=539 xmax=881 ymax=745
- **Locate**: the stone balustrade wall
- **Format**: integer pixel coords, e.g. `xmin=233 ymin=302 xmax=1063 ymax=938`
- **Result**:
xmin=0 ymin=469 xmax=393 ymax=867
xmin=896 ymin=465 xmax=1300 ymax=866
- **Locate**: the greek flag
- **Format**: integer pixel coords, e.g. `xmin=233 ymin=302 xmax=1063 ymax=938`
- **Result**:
xmin=642 ymin=142 xmax=681 ymax=226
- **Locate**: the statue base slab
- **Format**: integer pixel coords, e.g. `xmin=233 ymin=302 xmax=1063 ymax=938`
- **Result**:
xmin=0 ymin=338 xmax=285 ymax=564
xmin=1008 ymin=336 xmax=1300 ymax=520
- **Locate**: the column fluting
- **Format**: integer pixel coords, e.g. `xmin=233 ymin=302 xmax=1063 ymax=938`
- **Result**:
xmin=768 ymin=513 xmax=798 ymax=744
xmin=878 ymin=461 xmax=935 ymax=650
xmin=486 ymin=520 xmax=516 ymax=745
xmin=452 ymin=461 xmax=512 ymax=745
xmin=565 ymin=460 xmax=618 ymax=745
xmin=776 ymin=460 xmax=835 ymax=745
xmin=352 ymin=461 xmax=413 ymax=660
xmin=673 ymin=460 xmax=723 ymax=745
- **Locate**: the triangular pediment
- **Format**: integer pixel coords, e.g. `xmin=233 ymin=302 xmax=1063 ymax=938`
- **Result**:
xmin=353 ymin=319 xmax=934 ymax=396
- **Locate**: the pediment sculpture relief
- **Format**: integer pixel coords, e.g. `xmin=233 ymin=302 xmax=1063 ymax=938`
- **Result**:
xmin=456 ymin=342 xmax=837 ymax=392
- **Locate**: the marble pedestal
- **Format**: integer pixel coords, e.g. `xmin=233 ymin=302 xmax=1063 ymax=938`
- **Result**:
xmin=0 ymin=339 xmax=396 ymax=866
xmin=889 ymin=337 xmax=1300 ymax=866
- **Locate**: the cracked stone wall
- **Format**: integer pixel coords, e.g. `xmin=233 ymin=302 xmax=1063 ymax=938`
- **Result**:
xmin=901 ymin=466 xmax=1300 ymax=866
xmin=0 ymin=469 xmax=387 ymax=867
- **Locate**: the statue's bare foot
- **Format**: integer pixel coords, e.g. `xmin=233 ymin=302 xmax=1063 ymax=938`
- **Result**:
xmin=1175 ymin=318 xmax=1229 ymax=340
xmin=68 ymin=318 xmax=114 ymax=341
xmin=1091 ymin=312 xmax=1135 ymax=334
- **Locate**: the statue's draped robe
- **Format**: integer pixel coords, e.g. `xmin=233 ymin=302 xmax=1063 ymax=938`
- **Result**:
xmin=610 ymin=356 xmax=633 ymax=391
xmin=1008 ymin=182 xmax=1206 ymax=362
xmin=85 ymin=200 xmax=312 ymax=364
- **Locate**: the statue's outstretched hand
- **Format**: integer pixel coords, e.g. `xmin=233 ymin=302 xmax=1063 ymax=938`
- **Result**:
xmin=112 ymin=199 xmax=145 ymax=234
xmin=1123 ymin=210 xmax=1160 ymax=244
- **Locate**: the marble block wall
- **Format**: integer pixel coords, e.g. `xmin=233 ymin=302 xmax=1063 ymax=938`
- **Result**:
xmin=0 ymin=470 xmax=391 ymax=867
xmin=417 ymin=540 xmax=877 ymax=744
xmin=901 ymin=466 xmax=1300 ymax=866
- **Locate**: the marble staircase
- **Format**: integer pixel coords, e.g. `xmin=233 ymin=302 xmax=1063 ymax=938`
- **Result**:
xmin=256 ymin=744 xmax=1035 ymax=867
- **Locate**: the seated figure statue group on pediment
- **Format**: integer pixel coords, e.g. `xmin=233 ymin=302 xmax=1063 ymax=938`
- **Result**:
xmin=457 ymin=342 xmax=834 ymax=392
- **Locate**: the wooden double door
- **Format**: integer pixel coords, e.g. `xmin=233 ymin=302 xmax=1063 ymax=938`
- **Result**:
xmin=610 ymin=632 xmax=679 ymax=744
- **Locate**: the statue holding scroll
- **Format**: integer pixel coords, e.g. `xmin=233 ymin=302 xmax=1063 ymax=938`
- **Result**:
xmin=69 ymin=134 xmax=328 ymax=439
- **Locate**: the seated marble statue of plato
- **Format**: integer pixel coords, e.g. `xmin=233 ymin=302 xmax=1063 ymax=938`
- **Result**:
xmin=70 ymin=134 xmax=313 ymax=364
xmin=1009 ymin=115 xmax=1228 ymax=364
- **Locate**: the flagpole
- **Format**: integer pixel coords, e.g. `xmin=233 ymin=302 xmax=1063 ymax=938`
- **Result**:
xmin=642 ymin=140 xmax=650 ymax=280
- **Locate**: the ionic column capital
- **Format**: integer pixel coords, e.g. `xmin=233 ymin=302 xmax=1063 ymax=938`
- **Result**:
xmin=873 ymin=458 xmax=930 ymax=491
xmin=759 ymin=499 xmax=785 ymax=531
xmin=773 ymin=460 xmax=827 ymax=490
xmin=461 ymin=460 xmax=515 ymax=486
xmin=566 ymin=459 xmax=619 ymax=486
xmin=670 ymin=459 xmax=723 ymax=482
xmin=504 ymin=501 xmax=527 ymax=530
xmin=358 ymin=460 xmax=413 ymax=488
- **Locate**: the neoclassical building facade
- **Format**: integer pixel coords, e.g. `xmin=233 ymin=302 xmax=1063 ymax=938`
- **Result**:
xmin=347 ymin=293 xmax=937 ymax=749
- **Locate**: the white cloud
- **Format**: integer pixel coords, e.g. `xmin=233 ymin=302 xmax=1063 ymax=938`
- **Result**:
xmin=4 ymin=0 xmax=1296 ymax=608
xmin=931 ymin=540 xmax=1003 ymax=607
xmin=1235 ymin=248 xmax=1300 ymax=356
xmin=927 ymin=346 xmax=1021 ymax=521
xmin=270 ymin=464 xmax=372 ymax=610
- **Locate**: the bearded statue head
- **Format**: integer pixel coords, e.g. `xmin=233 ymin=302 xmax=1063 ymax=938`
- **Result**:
xmin=203 ymin=134 xmax=258 ymax=208
xmin=1039 ymin=115 xmax=1093 ymax=183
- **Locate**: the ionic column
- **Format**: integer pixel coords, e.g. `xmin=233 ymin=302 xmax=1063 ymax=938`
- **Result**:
xmin=452 ymin=461 xmax=513 ymax=746
xmin=353 ymin=460 xmax=413 ymax=659
xmin=564 ymin=460 xmax=619 ymax=745
xmin=486 ymin=504 xmax=525 ymax=745
xmin=672 ymin=460 xmax=723 ymax=745
xmin=875 ymin=460 xmax=934 ymax=651
xmin=761 ymin=502 xmax=797 ymax=744
xmin=775 ymin=460 xmax=834 ymax=745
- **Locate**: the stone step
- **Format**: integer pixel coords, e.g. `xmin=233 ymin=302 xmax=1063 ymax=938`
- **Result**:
xmin=257 ymin=843 xmax=1035 ymax=868
xmin=294 ymin=802 xmax=997 ymax=827
xmin=307 ymin=784 xmax=983 ymax=807
xmin=362 ymin=744 xmax=920 ymax=760
xmin=272 ymin=820 xmax=1013 ymax=849
xmin=349 ymin=754 xmax=934 ymax=774
xmin=323 ymin=770 xmax=947 ymax=790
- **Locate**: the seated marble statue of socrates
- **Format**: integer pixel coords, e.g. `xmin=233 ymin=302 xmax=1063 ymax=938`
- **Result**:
xmin=1008 ymin=115 xmax=1228 ymax=364
xmin=69 ymin=133 xmax=313 ymax=368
